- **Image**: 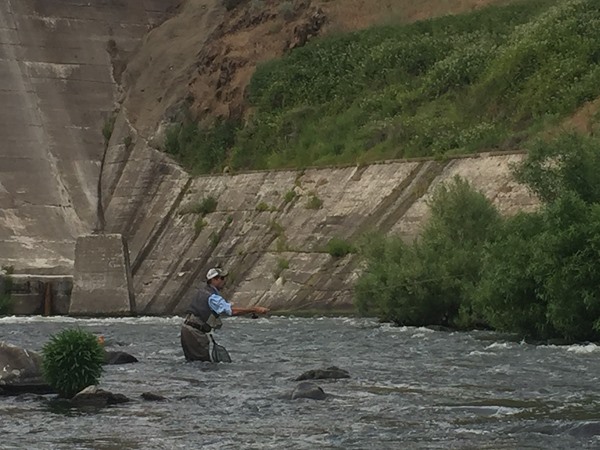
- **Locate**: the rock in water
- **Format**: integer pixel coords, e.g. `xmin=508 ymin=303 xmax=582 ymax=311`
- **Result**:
xmin=103 ymin=351 xmax=138 ymax=365
xmin=291 ymin=382 xmax=326 ymax=400
xmin=295 ymin=366 xmax=350 ymax=381
xmin=141 ymin=392 xmax=167 ymax=401
xmin=0 ymin=342 xmax=54 ymax=395
xmin=70 ymin=385 xmax=130 ymax=407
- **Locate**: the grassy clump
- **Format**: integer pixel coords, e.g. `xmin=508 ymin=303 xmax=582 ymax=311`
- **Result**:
xmin=180 ymin=196 xmax=218 ymax=216
xmin=164 ymin=119 xmax=237 ymax=174
xmin=42 ymin=329 xmax=105 ymax=398
xmin=0 ymin=267 xmax=13 ymax=316
xmin=356 ymin=133 xmax=600 ymax=342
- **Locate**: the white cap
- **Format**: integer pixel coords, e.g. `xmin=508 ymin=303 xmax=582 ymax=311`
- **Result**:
xmin=206 ymin=267 xmax=228 ymax=280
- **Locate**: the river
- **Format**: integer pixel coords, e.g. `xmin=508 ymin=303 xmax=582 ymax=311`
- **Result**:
xmin=1 ymin=315 xmax=599 ymax=449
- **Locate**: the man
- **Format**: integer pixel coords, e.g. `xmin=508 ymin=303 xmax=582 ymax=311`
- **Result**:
xmin=180 ymin=267 xmax=269 ymax=361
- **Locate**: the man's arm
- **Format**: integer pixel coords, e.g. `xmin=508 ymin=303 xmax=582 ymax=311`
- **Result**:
xmin=232 ymin=306 xmax=269 ymax=316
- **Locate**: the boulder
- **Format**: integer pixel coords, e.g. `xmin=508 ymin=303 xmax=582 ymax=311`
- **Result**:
xmin=141 ymin=392 xmax=166 ymax=401
xmin=295 ymin=366 xmax=350 ymax=381
xmin=103 ymin=350 xmax=138 ymax=365
xmin=0 ymin=342 xmax=54 ymax=395
xmin=70 ymin=385 xmax=130 ymax=407
xmin=291 ymin=382 xmax=326 ymax=400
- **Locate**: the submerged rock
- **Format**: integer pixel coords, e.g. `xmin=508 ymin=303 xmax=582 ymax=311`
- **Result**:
xmin=141 ymin=392 xmax=167 ymax=401
xmin=70 ymin=385 xmax=130 ymax=408
xmin=0 ymin=342 xmax=54 ymax=395
xmin=295 ymin=366 xmax=350 ymax=381
xmin=291 ymin=382 xmax=326 ymax=400
xmin=103 ymin=351 xmax=138 ymax=365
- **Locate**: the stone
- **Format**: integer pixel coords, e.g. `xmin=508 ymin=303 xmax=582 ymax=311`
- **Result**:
xmin=295 ymin=366 xmax=350 ymax=381
xmin=69 ymin=234 xmax=136 ymax=316
xmin=291 ymin=382 xmax=326 ymax=401
xmin=70 ymin=385 xmax=130 ymax=408
xmin=103 ymin=351 xmax=138 ymax=365
xmin=0 ymin=342 xmax=54 ymax=395
xmin=141 ymin=392 xmax=167 ymax=401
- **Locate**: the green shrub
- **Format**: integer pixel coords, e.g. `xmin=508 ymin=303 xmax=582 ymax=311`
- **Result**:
xmin=273 ymin=257 xmax=289 ymax=279
xmin=164 ymin=119 xmax=237 ymax=174
xmin=355 ymin=177 xmax=500 ymax=328
xmin=305 ymin=193 xmax=323 ymax=210
xmin=0 ymin=294 xmax=12 ymax=316
xmin=283 ymin=190 xmax=297 ymax=204
xmin=279 ymin=1 xmax=295 ymax=21
xmin=513 ymin=133 xmax=600 ymax=204
xmin=181 ymin=196 xmax=218 ymax=216
xmin=255 ymin=201 xmax=271 ymax=212
xmin=326 ymin=237 xmax=356 ymax=258
xmin=123 ymin=135 xmax=133 ymax=150
xmin=42 ymin=329 xmax=104 ymax=398
xmin=102 ymin=114 xmax=116 ymax=145
xmin=194 ymin=218 xmax=207 ymax=237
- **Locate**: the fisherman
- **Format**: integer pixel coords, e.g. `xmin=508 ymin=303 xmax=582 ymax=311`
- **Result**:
xmin=180 ymin=267 xmax=269 ymax=362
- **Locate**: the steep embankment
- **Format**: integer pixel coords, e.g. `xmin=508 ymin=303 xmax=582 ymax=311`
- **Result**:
xmin=0 ymin=0 xmax=178 ymax=273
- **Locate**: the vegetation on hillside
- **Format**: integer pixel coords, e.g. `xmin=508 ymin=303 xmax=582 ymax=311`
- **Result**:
xmin=165 ymin=0 xmax=600 ymax=173
xmin=356 ymin=133 xmax=600 ymax=342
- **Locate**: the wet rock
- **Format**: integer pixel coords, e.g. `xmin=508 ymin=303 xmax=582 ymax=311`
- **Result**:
xmin=0 ymin=342 xmax=54 ymax=395
xmin=70 ymin=385 xmax=130 ymax=408
xmin=569 ymin=422 xmax=600 ymax=438
xmin=295 ymin=366 xmax=350 ymax=381
xmin=103 ymin=351 xmax=138 ymax=365
xmin=291 ymin=382 xmax=326 ymax=400
xmin=141 ymin=392 xmax=166 ymax=401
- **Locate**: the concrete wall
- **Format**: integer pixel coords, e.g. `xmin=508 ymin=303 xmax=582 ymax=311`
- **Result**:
xmin=0 ymin=0 xmax=177 ymax=274
xmin=102 ymin=149 xmax=538 ymax=315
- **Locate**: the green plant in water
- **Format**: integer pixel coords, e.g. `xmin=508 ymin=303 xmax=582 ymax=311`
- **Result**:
xmin=42 ymin=328 xmax=104 ymax=398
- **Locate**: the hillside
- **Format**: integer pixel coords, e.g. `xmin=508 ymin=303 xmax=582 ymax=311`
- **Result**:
xmin=162 ymin=0 xmax=600 ymax=173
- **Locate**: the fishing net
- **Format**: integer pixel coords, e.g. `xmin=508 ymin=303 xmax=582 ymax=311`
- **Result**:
xmin=210 ymin=334 xmax=231 ymax=363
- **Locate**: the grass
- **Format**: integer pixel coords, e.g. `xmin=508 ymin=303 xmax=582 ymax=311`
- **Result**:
xmin=164 ymin=0 xmax=600 ymax=173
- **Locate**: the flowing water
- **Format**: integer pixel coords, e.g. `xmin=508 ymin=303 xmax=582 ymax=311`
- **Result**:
xmin=1 ymin=315 xmax=600 ymax=449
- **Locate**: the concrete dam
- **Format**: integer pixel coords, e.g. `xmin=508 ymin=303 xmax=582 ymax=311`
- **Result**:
xmin=0 ymin=0 xmax=537 ymax=315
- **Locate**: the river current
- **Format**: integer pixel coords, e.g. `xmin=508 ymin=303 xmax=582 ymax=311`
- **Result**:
xmin=1 ymin=315 xmax=599 ymax=449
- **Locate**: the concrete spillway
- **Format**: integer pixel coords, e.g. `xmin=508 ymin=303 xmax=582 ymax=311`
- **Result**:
xmin=0 ymin=0 xmax=176 ymax=274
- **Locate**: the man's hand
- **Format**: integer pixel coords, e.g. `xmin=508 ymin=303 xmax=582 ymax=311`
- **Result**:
xmin=254 ymin=306 xmax=270 ymax=315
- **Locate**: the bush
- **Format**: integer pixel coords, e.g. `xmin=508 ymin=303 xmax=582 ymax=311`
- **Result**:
xmin=305 ymin=193 xmax=323 ymax=210
xmin=42 ymin=328 xmax=104 ymax=398
xmin=0 ymin=294 xmax=12 ymax=316
xmin=355 ymin=177 xmax=500 ymax=328
xmin=283 ymin=190 xmax=297 ymax=204
xmin=181 ymin=196 xmax=218 ymax=216
xmin=164 ymin=119 xmax=237 ymax=174
xmin=194 ymin=218 xmax=207 ymax=237
xmin=326 ymin=237 xmax=355 ymax=258
xmin=513 ymin=133 xmax=600 ymax=204
xmin=475 ymin=193 xmax=600 ymax=341
xmin=0 ymin=269 xmax=13 ymax=316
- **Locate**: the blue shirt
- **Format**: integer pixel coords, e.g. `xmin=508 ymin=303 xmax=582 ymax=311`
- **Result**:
xmin=208 ymin=291 xmax=232 ymax=316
